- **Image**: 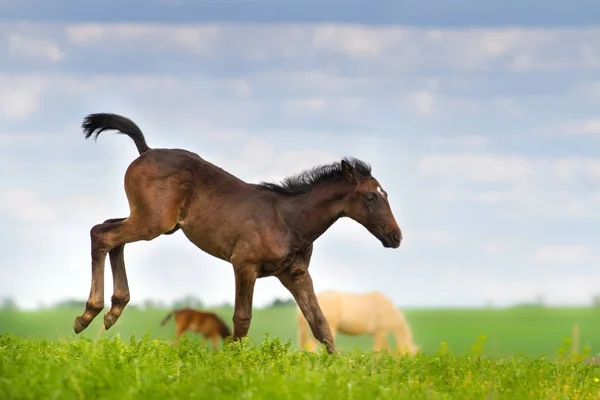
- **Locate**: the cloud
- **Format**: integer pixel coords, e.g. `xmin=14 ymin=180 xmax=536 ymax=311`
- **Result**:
xmin=0 ymin=189 xmax=57 ymax=224
xmin=0 ymin=187 xmax=112 ymax=233
xmin=0 ymin=73 xmax=267 ymax=129
xmin=66 ymin=23 xmax=221 ymax=57
xmin=311 ymin=25 xmax=400 ymax=59
xmin=282 ymin=96 xmax=363 ymax=120
xmin=561 ymin=119 xmax=600 ymax=135
xmin=5 ymin=22 xmax=600 ymax=74
xmin=0 ymin=70 xmax=476 ymax=133
xmin=531 ymin=245 xmax=594 ymax=264
xmin=424 ymin=135 xmax=490 ymax=152
xmin=472 ymin=273 xmax=600 ymax=307
xmin=492 ymin=97 xmax=525 ymax=117
xmin=418 ymin=153 xmax=600 ymax=188
xmin=405 ymin=91 xmax=436 ymax=115
xmin=6 ymin=22 xmax=600 ymax=123
xmin=418 ymin=154 xmax=538 ymax=183
xmin=416 ymin=153 xmax=600 ymax=219
xmin=7 ymin=33 xmax=64 ymax=62
xmin=0 ymin=76 xmax=43 ymax=119
xmin=0 ymin=133 xmax=49 ymax=148
xmin=481 ymin=240 xmax=513 ymax=256
xmin=7 ymin=23 xmax=588 ymax=71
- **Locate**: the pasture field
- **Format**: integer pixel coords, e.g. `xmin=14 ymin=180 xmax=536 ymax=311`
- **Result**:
xmin=1 ymin=333 xmax=600 ymax=400
xmin=3 ymin=306 xmax=600 ymax=399
xmin=2 ymin=305 xmax=600 ymax=358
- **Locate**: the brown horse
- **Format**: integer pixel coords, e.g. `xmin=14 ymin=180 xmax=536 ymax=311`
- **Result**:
xmin=72 ymin=113 xmax=403 ymax=354
xmin=161 ymin=308 xmax=231 ymax=350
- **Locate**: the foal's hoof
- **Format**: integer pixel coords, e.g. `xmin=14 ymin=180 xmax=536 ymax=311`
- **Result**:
xmin=73 ymin=317 xmax=88 ymax=334
xmin=103 ymin=313 xmax=118 ymax=330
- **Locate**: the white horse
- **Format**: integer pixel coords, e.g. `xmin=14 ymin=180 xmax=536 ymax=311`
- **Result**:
xmin=297 ymin=290 xmax=420 ymax=355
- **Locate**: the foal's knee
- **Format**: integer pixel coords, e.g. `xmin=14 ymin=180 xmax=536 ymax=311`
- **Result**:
xmin=85 ymin=299 xmax=104 ymax=314
xmin=111 ymin=292 xmax=130 ymax=307
xmin=232 ymin=312 xmax=252 ymax=333
xmin=233 ymin=312 xmax=252 ymax=325
xmin=90 ymin=224 xmax=111 ymax=254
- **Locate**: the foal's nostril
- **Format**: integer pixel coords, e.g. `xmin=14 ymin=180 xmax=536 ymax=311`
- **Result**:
xmin=391 ymin=231 xmax=400 ymax=244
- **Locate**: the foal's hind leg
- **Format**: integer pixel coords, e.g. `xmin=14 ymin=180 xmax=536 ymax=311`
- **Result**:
xmin=105 ymin=247 xmax=129 ymax=329
xmin=73 ymin=216 xmax=171 ymax=334
xmin=88 ymin=218 xmax=131 ymax=331
xmin=105 ymin=218 xmax=180 ymax=329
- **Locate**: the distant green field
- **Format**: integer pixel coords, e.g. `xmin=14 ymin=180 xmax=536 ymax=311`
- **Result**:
xmin=2 ymin=305 xmax=600 ymax=359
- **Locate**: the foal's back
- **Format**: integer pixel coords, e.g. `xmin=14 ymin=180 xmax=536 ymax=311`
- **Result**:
xmin=128 ymin=147 xmax=249 ymax=193
xmin=123 ymin=147 xmax=279 ymax=260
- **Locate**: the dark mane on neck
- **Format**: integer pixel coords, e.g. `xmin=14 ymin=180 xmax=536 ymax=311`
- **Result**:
xmin=258 ymin=157 xmax=372 ymax=195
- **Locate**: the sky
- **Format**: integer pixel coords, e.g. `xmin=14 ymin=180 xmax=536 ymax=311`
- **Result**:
xmin=1 ymin=0 xmax=600 ymax=311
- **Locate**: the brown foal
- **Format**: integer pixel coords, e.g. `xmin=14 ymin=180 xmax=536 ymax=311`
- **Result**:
xmin=160 ymin=308 xmax=231 ymax=350
xmin=73 ymin=113 xmax=403 ymax=354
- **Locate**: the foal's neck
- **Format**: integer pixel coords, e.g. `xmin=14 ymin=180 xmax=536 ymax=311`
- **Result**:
xmin=280 ymin=182 xmax=350 ymax=246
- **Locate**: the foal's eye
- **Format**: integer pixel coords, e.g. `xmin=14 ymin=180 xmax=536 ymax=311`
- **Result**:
xmin=366 ymin=193 xmax=377 ymax=203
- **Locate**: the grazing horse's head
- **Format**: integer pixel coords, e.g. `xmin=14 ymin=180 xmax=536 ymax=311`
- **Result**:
xmin=339 ymin=159 xmax=402 ymax=249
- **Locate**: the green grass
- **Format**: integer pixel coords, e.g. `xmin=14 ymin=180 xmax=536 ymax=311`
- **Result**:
xmin=3 ymin=305 xmax=600 ymax=359
xmin=3 ymin=306 xmax=600 ymax=399
xmin=1 ymin=333 xmax=600 ymax=400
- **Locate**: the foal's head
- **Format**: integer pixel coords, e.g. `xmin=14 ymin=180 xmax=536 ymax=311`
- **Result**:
xmin=259 ymin=157 xmax=403 ymax=248
xmin=338 ymin=159 xmax=402 ymax=249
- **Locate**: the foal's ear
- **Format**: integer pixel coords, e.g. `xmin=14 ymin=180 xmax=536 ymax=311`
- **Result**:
xmin=341 ymin=159 xmax=360 ymax=184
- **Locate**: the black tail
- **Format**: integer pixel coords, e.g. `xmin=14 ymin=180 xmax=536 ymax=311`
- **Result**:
xmin=160 ymin=310 xmax=175 ymax=326
xmin=82 ymin=113 xmax=151 ymax=155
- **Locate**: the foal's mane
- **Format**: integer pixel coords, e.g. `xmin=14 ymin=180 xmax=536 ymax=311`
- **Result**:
xmin=258 ymin=157 xmax=372 ymax=195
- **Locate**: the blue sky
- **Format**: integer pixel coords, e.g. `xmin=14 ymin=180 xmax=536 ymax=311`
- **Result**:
xmin=1 ymin=1 xmax=600 ymax=310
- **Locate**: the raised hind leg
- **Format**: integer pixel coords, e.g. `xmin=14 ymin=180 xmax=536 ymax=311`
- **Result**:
xmin=73 ymin=216 xmax=172 ymax=334
xmin=73 ymin=223 xmax=109 ymax=334
xmin=93 ymin=218 xmax=130 ymax=331
xmin=105 ymin=244 xmax=129 ymax=330
xmin=104 ymin=218 xmax=180 ymax=330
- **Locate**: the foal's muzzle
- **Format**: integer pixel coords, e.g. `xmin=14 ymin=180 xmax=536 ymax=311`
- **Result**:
xmin=382 ymin=229 xmax=402 ymax=249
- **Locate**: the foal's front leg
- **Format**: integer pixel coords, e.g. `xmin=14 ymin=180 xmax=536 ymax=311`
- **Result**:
xmin=277 ymin=254 xmax=337 ymax=354
xmin=231 ymin=266 xmax=258 ymax=341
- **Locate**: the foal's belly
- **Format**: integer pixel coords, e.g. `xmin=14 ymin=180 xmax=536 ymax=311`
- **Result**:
xmin=176 ymin=196 xmax=246 ymax=262
xmin=179 ymin=225 xmax=233 ymax=262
